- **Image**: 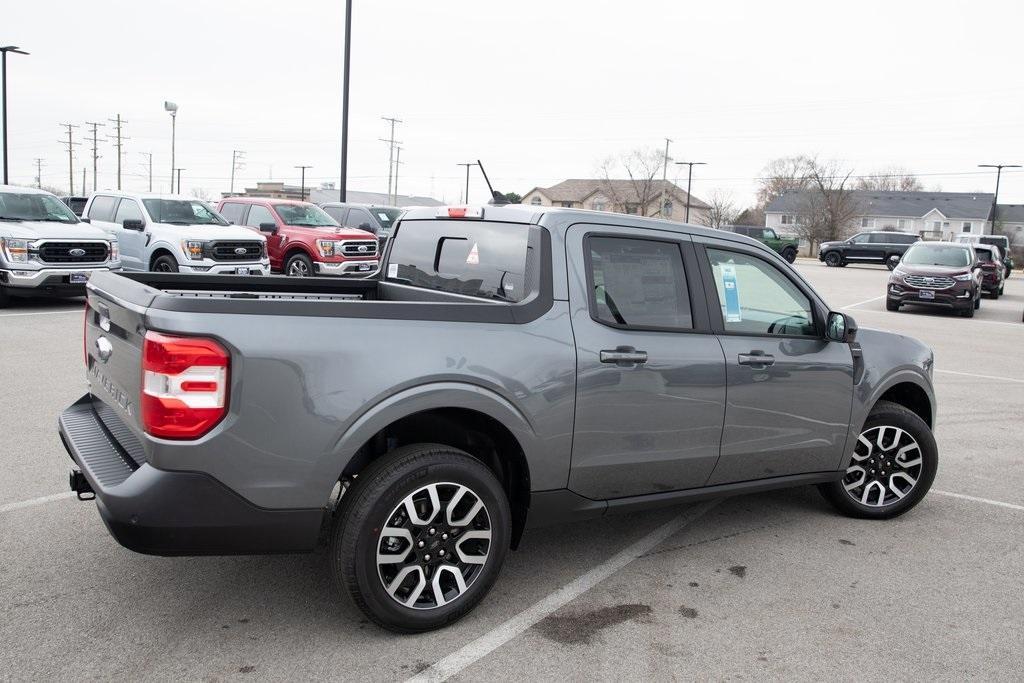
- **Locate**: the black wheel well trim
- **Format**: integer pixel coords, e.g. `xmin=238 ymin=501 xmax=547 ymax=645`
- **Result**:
xmin=341 ymin=406 xmax=532 ymax=549
xmin=874 ymin=380 xmax=933 ymax=428
xmin=283 ymin=246 xmax=314 ymax=263
xmin=149 ymin=248 xmax=177 ymax=269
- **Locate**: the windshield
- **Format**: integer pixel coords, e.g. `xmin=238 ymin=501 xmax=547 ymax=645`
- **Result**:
xmin=902 ymin=244 xmax=972 ymax=268
xmin=0 ymin=191 xmax=79 ymax=223
xmin=980 ymin=236 xmax=1009 ymax=248
xmin=274 ymin=203 xmax=338 ymax=227
xmin=143 ymin=199 xmax=227 ymax=225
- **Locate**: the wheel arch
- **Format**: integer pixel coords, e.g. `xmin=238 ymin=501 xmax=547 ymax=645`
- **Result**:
xmin=148 ymin=247 xmax=178 ymax=270
xmin=874 ymin=379 xmax=933 ymax=428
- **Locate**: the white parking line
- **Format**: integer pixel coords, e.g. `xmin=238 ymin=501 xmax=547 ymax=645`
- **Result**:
xmin=841 ymin=295 xmax=885 ymax=310
xmin=933 ymin=490 xmax=1024 ymax=512
xmin=935 ymin=369 xmax=1024 ymax=384
xmin=0 ymin=309 xmax=81 ymax=318
xmin=0 ymin=491 xmax=74 ymax=513
xmin=407 ymin=500 xmax=719 ymax=683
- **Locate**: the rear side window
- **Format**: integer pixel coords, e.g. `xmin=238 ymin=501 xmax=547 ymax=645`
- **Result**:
xmin=88 ymin=195 xmax=118 ymax=222
xmin=219 ymin=202 xmax=247 ymax=224
xmin=387 ymin=220 xmax=534 ymax=302
xmin=348 ymin=208 xmax=376 ymax=231
xmin=899 ymin=234 xmax=919 ymax=244
xmin=587 ymin=237 xmax=692 ymax=330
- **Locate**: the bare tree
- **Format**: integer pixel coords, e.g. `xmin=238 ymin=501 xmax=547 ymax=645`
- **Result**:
xmin=734 ymin=206 xmax=766 ymax=226
xmin=855 ymin=167 xmax=923 ymax=192
xmin=756 ymin=155 xmax=813 ymax=208
xmin=190 ymin=187 xmax=213 ymax=201
xmin=697 ymin=189 xmax=737 ymax=229
xmin=598 ymin=147 xmax=667 ymax=217
xmin=795 ymin=158 xmax=861 ymax=253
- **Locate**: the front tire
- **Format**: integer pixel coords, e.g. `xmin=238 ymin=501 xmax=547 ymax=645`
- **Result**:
xmin=885 ymin=254 xmax=900 ymax=271
xmin=151 ymin=254 xmax=179 ymax=272
xmin=886 ymin=298 xmax=900 ymax=311
xmin=285 ymin=252 xmax=314 ymax=277
xmin=819 ymin=400 xmax=937 ymax=520
xmin=824 ymin=251 xmax=843 ymax=267
xmin=330 ymin=444 xmax=511 ymax=633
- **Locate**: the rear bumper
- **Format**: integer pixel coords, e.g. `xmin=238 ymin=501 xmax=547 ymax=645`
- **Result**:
xmin=58 ymin=395 xmax=322 ymax=556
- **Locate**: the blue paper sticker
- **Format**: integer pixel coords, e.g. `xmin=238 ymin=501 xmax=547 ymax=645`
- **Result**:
xmin=721 ymin=264 xmax=742 ymax=322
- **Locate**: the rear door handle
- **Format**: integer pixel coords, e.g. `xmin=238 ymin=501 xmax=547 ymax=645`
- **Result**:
xmin=738 ymin=352 xmax=775 ymax=367
xmin=600 ymin=347 xmax=648 ymax=365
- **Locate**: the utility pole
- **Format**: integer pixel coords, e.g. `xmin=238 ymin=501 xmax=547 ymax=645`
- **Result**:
xmin=380 ymin=116 xmax=402 ymax=204
xmin=230 ymin=149 xmax=246 ymax=195
xmin=33 ymin=157 xmax=43 ymax=188
xmin=175 ymin=168 xmax=185 ymax=194
xmin=659 ymin=137 xmax=672 ymax=218
xmin=457 ymin=162 xmax=479 ymax=204
xmin=107 ymin=114 xmax=128 ymax=190
xmin=393 ymin=147 xmax=402 ymax=203
xmin=338 ymin=0 xmax=352 ymax=202
xmin=84 ymin=121 xmax=104 ymax=191
xmin=57 ymin=123 xmax=80 ymax=194
xmin=978 ymin=164 xmax=1022 ymax=232
xmin=294 ymin=165 xmax=312 ymax=201
xmin=139 ymin=152 xmax=153 ymax=192
xmin=674 ymin=160 xmax=707 ymax=223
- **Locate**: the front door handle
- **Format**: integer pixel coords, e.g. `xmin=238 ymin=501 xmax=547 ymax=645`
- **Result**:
xmin=738 ymin=352 xmax=775 ymax=367
xmin=600 ymin=347 xmax=648 ymax=366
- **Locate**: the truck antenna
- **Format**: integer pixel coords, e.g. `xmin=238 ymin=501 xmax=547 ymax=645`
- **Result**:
xmin=477 ymin=159 xmax=510 ymax=205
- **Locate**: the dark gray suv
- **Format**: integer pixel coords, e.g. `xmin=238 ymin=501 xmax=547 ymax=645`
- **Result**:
xmin=320 ymin=203 xmax=402 ymax=250
xmin=61 ymin=205 xmax=938 ymax=633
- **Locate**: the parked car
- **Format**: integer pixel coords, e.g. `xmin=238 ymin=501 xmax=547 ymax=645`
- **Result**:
xmin=59 ymin=196 xmax=89 ymax=217
xmin=727 ymin=225 xmax=799 ymax=262
xmin=320 ymin=202 xmax=402 ymax=251
xmin=887 ymin=241 xmax=982 ymax=316
xmin=0 ymin=185 xmax=121 ymax=307
xmin=62 ymin=204 xmax=938 ymax=632
xmin=820 ymin=231 xmax=920 ymax=269
xmin=219 ymin=198 xmax=379 ymax=277
xmin=955 ymin=233 xmax=1014 ymax=279
xmin=972 ymin=244 xmax=1006 ymax=298
xmin=83 ymin=192 xmax=269 ymax=275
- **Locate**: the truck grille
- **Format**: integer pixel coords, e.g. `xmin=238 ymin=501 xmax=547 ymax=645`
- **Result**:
xmin=37 ymin=241 xmax=108 ymax=264
xmin=208 ymin=241 xmax=264 ymax=261
xmin=341 ymin=240 xmax=378 ymax=258
xmin=903 ymin=275 xmax=954 ymax=290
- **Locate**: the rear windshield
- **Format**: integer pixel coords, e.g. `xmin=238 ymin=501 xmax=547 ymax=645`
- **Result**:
xmin=902 ymin=244 xmax=972 ymax=268
xmin=387 ymin=220 xmax=535 ymax=302
xmin=974 ymin=248 xmax=993 ymax=262
xmin=980 ymin=236 xmax=1009 ymax=248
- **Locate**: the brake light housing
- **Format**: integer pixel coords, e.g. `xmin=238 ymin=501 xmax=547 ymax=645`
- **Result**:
xmin=142 ymin=331 xmax=230 ymax=439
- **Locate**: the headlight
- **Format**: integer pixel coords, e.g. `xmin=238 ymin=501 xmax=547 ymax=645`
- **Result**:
xmin=181 ymin=240 xmax=206 ymax=261
xmin=109 ymin=240 xmax=120 ymax=261
xmin=1 ymin=238 xmax=29 ymax=263
xmin=317 ymin=239 xmax=339 ymax=258
xmin=952 ymin=272 xmax=973 ymax=281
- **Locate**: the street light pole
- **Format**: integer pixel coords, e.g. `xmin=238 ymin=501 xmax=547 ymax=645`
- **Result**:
xmin=176 ymin=168 xmax=185 ymax=194
xmin=674 ymin=161 xmax=707 ymax=223
xmin=457 ymin=162 xmax=479 ymax=204
xmin=1 ymin=45 xmax=30 ymax=185
xmin=978 ymin=164 xmax=1021 ymax=232
xmin=339 ymin=0 xmax=352 ymax=202
xmin=295 ymin=165 xmax=312 ymax=201
xmin=164 ymin=101 xmax=178 ymax=193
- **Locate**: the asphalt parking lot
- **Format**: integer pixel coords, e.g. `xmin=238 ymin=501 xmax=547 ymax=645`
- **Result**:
xmin=2 ymin=261 xmax=1022 ymax=681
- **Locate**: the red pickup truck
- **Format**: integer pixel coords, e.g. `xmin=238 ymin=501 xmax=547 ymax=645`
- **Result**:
xmin=217 ymin=198 xmax=379 ymax=277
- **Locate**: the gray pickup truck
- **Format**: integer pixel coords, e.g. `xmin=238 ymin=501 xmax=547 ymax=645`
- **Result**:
xmin=60 ymin=204 xmax=938 ymax=632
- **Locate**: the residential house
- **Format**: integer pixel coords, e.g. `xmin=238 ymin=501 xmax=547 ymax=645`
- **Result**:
xmin=765 ymin=190 xmax=996 ymax=240
xmin=521 ymin=179 xmax=710 ymax=224
xmin=995 ymin=204 xmax=1024 ymax=238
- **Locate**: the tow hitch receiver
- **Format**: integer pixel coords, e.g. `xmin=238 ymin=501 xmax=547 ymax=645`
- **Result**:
xmin=69 ymin=469 xmax=95 ymax=500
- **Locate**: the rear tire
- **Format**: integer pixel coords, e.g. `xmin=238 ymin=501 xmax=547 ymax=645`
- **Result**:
xmin=330 ymin=444 xmax=511 ymax=633
xmin=818 ymin=400 xmax=937 ymax=520
xmin=781 ymin=247 xmax=797 ymax=264
xmin=151 ymin=254 xmax=179 ymax=272
xmin=824 ymin=251 xmax=843 ymax=267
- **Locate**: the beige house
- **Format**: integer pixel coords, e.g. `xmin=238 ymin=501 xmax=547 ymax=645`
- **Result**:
xmin=521 ymin=179 xmax=710 ymax=224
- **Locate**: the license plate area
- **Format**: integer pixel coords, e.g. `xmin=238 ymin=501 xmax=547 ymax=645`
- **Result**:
xmin=70 ymin=272 xmax=90 ymax=284
xmin=236 ymin=267 xmax=250 ymax=275
xmin=919 ymin=290 xmax=935 ymax=300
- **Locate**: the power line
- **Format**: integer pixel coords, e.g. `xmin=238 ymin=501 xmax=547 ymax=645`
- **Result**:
xmin=57 ymin=123 xmax=80 ymax=194
xmin=380 ymin=116 xmax=402 ymax=205
xmin=107 ymin=114 xmax=128 ymax=190
xmin=84 ymin=121 xmax=104 ymax=192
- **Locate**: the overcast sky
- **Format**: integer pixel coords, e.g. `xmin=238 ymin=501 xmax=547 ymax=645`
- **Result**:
xmin=5 ymin=0 xmax=1024 ymax=207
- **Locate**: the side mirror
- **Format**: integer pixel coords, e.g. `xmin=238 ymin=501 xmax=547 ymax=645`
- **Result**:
xmin=259 ymin=222 xmax=278 ymax=234
xmin=826 ymin=311 xmax=857 ymax=343
xmin=80 ymin=217 xmax=91 ymax=224
xmin=122 ymin=219 xmax=145 ymax=231
xmin=359 ymin=222 xmax=374 ymax=232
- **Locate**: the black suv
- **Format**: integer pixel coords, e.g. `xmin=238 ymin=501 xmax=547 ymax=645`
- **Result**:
xmin=819 ymin=231 xmax=920 ymax=270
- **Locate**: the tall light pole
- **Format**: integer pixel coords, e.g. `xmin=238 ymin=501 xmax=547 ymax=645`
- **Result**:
xmin=1 ymin=45 xmax=30 ymax=185
xmin=674 ymin=161 xmax=706 ymax=223
xmin=164 ymin=101 xmax=178 ymax=193
xmin=457 ymin=162 xmax=479 ymax=204
xmin=175 ymin=168 xmax=185 ymax=194
xmin=338 ymin=0 xmax=352 ymax=202
xmin=295 ymin=165 xmax=312 ymax=201
xmin=978 ymin=164 xmax=1021 ymax=232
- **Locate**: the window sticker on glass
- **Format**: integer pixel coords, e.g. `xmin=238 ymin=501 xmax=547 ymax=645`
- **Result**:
xmin=387 ymin=263 xmax=398 ymax=278
xmin=377 ymin=212 xmax=390 ymax=221
xmin=721 ymin=263 xmax=742 ymax=322
xmin=466 ymin=242 xmax=480 ymax=265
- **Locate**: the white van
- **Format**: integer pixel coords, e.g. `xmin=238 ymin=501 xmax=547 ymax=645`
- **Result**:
xmin=83 ymin=192 xmax=269 ymax=274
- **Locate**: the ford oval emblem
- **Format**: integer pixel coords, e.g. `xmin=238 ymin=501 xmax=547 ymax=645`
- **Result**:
xmin=69 ymin=248 xmax=87 ymax=257
xmin=358 ymin=245 xmax=368 ymax=252
xmin=234 ymin=247 xmax=248 ymax=255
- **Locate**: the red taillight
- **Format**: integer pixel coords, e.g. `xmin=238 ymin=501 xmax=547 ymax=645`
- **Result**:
xmin=141 ymin=331 xmax=230 ymax=440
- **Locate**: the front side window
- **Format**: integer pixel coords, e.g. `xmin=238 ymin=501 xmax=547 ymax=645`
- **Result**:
xmin=273 ymin=203 xmax=337 ymax=227
xmin=244 ymin=205 xmax=276 ymax=228
xmin=113 ymin=198 xmax=143 ymax=224
xmin=850 ymin=233 xmax=870 ymax=244
xmin=588 ymin=237 xmax=692 ymax=330
xmin=763 ymin=229 xmax=777 ymax=240
xmin=387 ymin=220 xmax=534 ymax=302
xmin=143 ymin=199 xmax=226 ymax=226
xmin=706 ymin=248 xmax=815 ymax=337
xmin=0 ymin=191 xmax=79 ymax=223
xmin=347 ymin=208 xmax=375 ymax=230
